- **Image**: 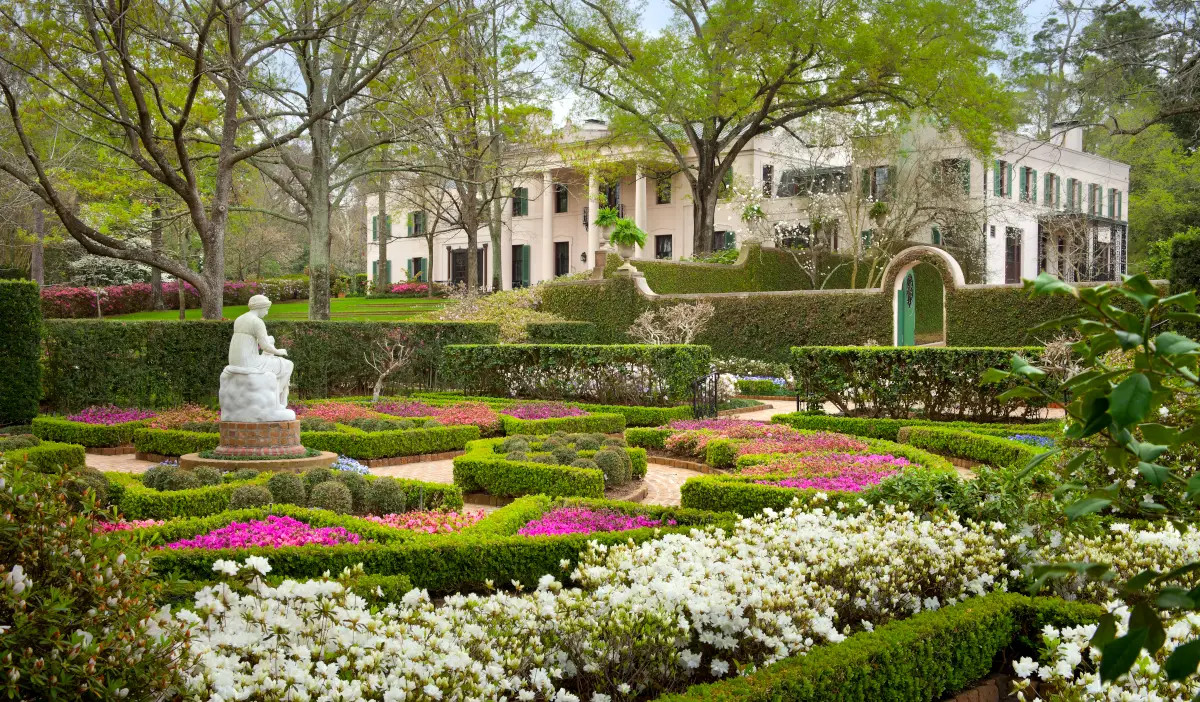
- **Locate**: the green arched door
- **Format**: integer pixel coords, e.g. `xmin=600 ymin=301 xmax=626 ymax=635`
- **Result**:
xmin=896 ymin=270 xmax=916 ymax=346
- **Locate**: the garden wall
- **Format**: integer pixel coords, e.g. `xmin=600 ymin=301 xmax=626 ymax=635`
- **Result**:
xmin=42 ymin=320 xmax=499 ymax=410
xmin=620 ymin=244 xmax=855 ymax=293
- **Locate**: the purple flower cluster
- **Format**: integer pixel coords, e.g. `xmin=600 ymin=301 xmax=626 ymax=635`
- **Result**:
xmin=501 ymin=402 xmax=588 ymax=420
xmin=163 ymin=515 xmax=364 ymax=550
xmin=517 ymin=507 xmax=676 ymax=536
xmin=373 ymin=400 xmax=438 ymax=417
xmin=1007 ymin=433 xmax=1057 ymax=448
xmin=67 ymin=404 xmax=156 ymax=425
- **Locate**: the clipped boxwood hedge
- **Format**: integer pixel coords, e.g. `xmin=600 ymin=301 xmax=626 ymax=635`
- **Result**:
xmin=300 ymin=425 xmax=481 ymax=460
xmin=0 ymin=279 xmax=40 ymax=424
xmin=3 ymin=441 xmax=86 ymax=472
xmin=770 ymin=413 xmax=1061 ymax=442
xmin=32 ymin=416 xmax=147 ymax=448
xmin=133 ymin=428 xmax=219 ymax=457
xmin=524 ymin=321 xmax=596 ymax=344
xmin=137 ymin=505 xmax=416 ymax=545
xmin=653 ymin=593 xmax=1104 ymax=702
xmin=625 ymin=427 xmax=674 ymax=450
xmin=442 ymin=343 xmax=712 ymax=406
xmin=452 ymin=439 xmax=606 ymax=498
xmin=107 ymin=471 xmax=273 ymax=520
xmin=499 ymin=413 xmax=626 ymax=436
xmin=898 ymin=426 xmax=1044 ymax=470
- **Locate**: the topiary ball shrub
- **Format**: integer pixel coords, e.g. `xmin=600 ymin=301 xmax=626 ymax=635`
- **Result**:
xmin=500 ymin=437 xmax=530 ymax=453
xmin=550 ymin=431 xmax=568 ymax=441
xmin=160 ymin=469 xmax=201 ymax=492
xmin=571 ymin=458 xmax=599 ymax=470
xmin=335 ymin=472 xmax=369 ymax=514
xmin=66 ymin=466 xmax=110 ymax=508
xmin=192 ymin=466 xmax=223 ymax=487
xmin=267 ymin=472 xmax=306 ymax=506
xmin=227 ymin=468 xmax=260 ymax=482
xmin=595 ymin=449 xmax=633 ymax=486
xmin=367 ymin=477 xmax=408 ymax=515
xmin=505 ymin=451 xmax=528 ymax=462
xmin=0 ymin=434 xmax=40 ymax=451
xmin=602 ymin=437 xmax=626 ymax=448
xmin=229 ymin=484 xmax=273 ymax=510
xmin=142 ymin=463 xmax=178 ymax=491
xmin=303 ymin=467 xmax=335 ymax=494
xmin=552 ymin=447 xmax=578 ymax=465
xmin=309 ymin=481 xmax=353 ymax=514
xmin=530 ymin=454 xmax=557 ymax=464
xmin=574 ymin=435 xmax=601 ymax=451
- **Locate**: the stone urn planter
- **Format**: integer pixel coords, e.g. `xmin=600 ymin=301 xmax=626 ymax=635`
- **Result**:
xmin=616 ymin=242 xmax=636 ymax=259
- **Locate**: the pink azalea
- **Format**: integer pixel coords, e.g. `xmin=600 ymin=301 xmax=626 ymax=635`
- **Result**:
xmin=163 ymin=515 xmax=364 ymax=550
xmin=517 ymin=507 xmax=676 ymax=537
xmin=501 ymin=402 xmax=588 ymax=420
xmin=365 ymin=510 xmax=485 ymax=534
xmin=374 ymin=400 xmax=439 ymax=417
xmin=67 ymin=405 xmax=156 ymax=425
xmin=429 ymin=403 xmax=502 ymax=434
xmin=297 ymin=402 xmax=380 ymax=423
xmin=92 ymin=518 xmax=166 ymax=533
xmin=742 ymin=452 xmax=910 ymax=493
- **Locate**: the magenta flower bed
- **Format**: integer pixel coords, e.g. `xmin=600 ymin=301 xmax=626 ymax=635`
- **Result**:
xmin=366 ymin=510 xmax=485 ymax=534
xmin=387 ymin=283 xmax=429 ymax=295
xmin=93 ymin=518 xmax=166 ymax=533
xmin=663 ymin=419 xmax=869 ymax=459
xmin=163 ymin=515 xmax=364 ymax=550
xmin=743 ymin=452 xmax=911 ymax=492
xmin=374 ymin=400 xmax=439 ymax=418
xmin=67 ymin=405 xmax=156 ymax=425
xmin=297 ymin=402 xmax=380 ymax=423
xmin=375 ymin=400 xmax=501 ymax=433
xmin=40 ymin=279 xmax=308 ymax=319
xmin=517 ymin=507 xmax=676 ymax=537
xmin=735 ymin=433 xmax=869 ymax=456
xmin=666 ymin=418 xmax=766 ymax=432
xmin=501 ymin=402 xmax=587 ymax=420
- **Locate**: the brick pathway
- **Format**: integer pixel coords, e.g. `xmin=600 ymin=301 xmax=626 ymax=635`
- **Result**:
xmin=642 ymin=463 xmax=705 ymax=506
xmin=87 ymin=453 xmax=156 ymax=473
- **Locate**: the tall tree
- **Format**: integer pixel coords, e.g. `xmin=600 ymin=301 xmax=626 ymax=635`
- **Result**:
xmin=0 ymin=0 xmax=362 ymax=317
xmin=533 ymin=0 xmax=1018 ymax=254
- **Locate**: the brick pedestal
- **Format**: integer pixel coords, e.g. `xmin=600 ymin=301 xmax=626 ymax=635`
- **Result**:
xmin=213 ymin=420 xmax=307 ymax=458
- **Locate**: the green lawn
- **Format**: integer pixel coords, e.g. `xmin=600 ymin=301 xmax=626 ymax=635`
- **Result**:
xmin=109 ymin=296 xmax=447 ymax=321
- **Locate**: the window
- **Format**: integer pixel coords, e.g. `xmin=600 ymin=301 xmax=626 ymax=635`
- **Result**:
xmin=512 ymin=187 xmax=529 ymax=216
xmin=407 ymin=257 xmax=427 ymax=282
xmin=777 ymin=167 xmax=848 ymax=197
xmin=554 ymin=241 xmax=570 ymax=277
xmin=1043 ymin=172 xmax=1057 ymax=207
xmin=712 ymin=230 xmax=734 ymax=250
xmin=932 ymin=226 xmax=942 ymax=246
xmin=511 ymin=245 xmax=530 ymax=288
xmin=862 ymin=166 xmax=890 ymax=201
xmin=554 ymin=184 xmax=568 ymax=214
xmin=993 ymin=160 xmax=1013 ymax=197
xmin=936 ymin=158 xmax=970 ymax=194
xmin=372 ymin=259 xmax=392 ymax=285
xmin=656 ymin=177 xmax=672 ymax=204
xmin=654 ymin=234 xmax=673 ymax=260
xmin=990 ymin=224 xmax=996 ymax=239
xmin=762 ymin=165 xmax=774 ymax=198
xmin=603 ymin=182 xmax=620 ymax=208
xmin=407 ymin=211 xmax=426 ymax=237
xmin=1019 ymin=166 xmax=1036 ymax=202
xmin=1005 ymin=227 xmax=1023 ymax=284
xmin=1064 ymin=179 xmax=1083 ymax=211
xmin=1088 ymin=183 xmax=1102 ymax=216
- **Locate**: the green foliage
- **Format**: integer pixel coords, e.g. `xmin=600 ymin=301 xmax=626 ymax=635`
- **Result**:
xmin=300 ymin=425 xmax=480 ymax=460
xmin=608 ymin=218 xmax=647 ymax=247
xmin=625 ymin=427 xmax=674 ymax=449
xmin=107 ymin=471 xmax=273 ymax=520
xmin=132 ymin=428 xmax=219 ymax=457
xmin=3 ymin=441 xmax=86 ymax=473
xmin=0 ymin=465 xmax=186 ymax=700
xmin=0 ymin=434 xmax=39 ymax=451
xmin=628 ymin=244 xmax=839 ymax=294
xmin=444 ymin=343 xmax=712 ymax=405
xmin=654 ymin=593 xmax=1104 ymax=702
xmin=192 ymin=466 xmax=223 ymax=486
xmin=309 ymin=481 xmax=353 ymax=514
xmin=680 ymin=475 xmax=840 ymax=513
xmin=770 ymin=412 xmax=1061 ymax=441
xmin=791 ymin=346 xmax=1051 ymax=420
xmin=500 ymin=413 xmax=626 ymax=436
xmin=453 ymin=439 xmax=606 ymax=498
xmin=0 ymin=280 xmax=40 ymax=424
xmin=228 ymin=484 xmax=273 ymax=510
xmin=41 ymin=320 xmax=499 ymax=410
xmin=1170 ymin=227 xmax=1200 ymax=295
xmin=913 ymin=261 xmax=945 ymax=336
xmin=303 ymin=466 xmax=335 ymax=494
xmin=266 ymin=472 xmax=306 ymax=506
xmin=362 ymin=476 xmax=463 ymax=514
xmin=335 ymin=472 xmax=369 ymax=513
xmin=736 ymin=379 xmax=790 ymax=396
xmin=704 ymin=439 xmax=740 ymax=469
xmin=524 ymin=321 xmax=596 ymax=344
xmin=594 ymin=448 xmax=633 ymax=485
xmin=898 ymin=426 xmax=1042 ymax=469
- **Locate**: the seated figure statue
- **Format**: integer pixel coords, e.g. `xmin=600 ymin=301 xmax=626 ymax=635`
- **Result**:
xmin=219 ymin=294 xmax=296 ymax=422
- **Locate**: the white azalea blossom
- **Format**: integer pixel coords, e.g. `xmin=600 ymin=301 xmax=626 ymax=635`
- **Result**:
xmin=176 ymin=506 xmax=1018 ymax=701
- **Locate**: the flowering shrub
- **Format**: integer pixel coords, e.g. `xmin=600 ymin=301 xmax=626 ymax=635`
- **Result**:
xmin=517 ymin=506 xmax=676 ymax=536
xmin=373 ymin=400 xmax=438 ymax=417
xmin=430 ymin=402 xmax=502 ymax=434
xmin=40 ymin=278 xmax=310 ymax=318
xmin=1011 ymin=602 xmax=1200 ymax=701
xmin=163 ymin=515 xmax=365 ymax=550
xmin=387 ymin=283 xmax=428 ymax=295
xmin=501 ymin=402 xmax=588 ymax=420
xmin=740 ymin=453 xmax=912 ymax=492
xmin=1007 ymin=433 xmax=1057 ymax=448
xmin=666 ymin=418 xmax=767 ymax=432
xmin=365 ymin=510 xmax=485 ymax=534
xmin=178 ymin=506 xmax=1018 ymax=700
xmin=93 ymin=518 xmax=167 ymax=533
xmin=663 ymin=420 xmax=868 ymax=459
xmin=331 ymin=455 xmax=369 ymax=474
xmin=66 ymin=404 xmax=156 ymax=425
xmin=146 ymin=405 xmax=219 ymax=430
xmin=296 ymin=401 xmax=381 ymax=423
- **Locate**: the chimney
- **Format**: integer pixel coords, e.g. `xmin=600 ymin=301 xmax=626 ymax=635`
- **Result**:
xmin=1051 ymin=120 xmax=1084 ymax=152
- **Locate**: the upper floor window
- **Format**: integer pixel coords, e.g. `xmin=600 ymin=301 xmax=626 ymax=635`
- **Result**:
xmin=762 ymin=165 xmax=774 ymax=198
xmin=1043 ymin=172 xmax=1059 ymax=208
xmin=1064 ymin=178 xmax=1083 ymax=211
xmin=993 ymin=160 xmax=1012 ymax=198
xmin=656 ymin=177 xmax=672 ymax=204
xmin=1108 ymin=188 xmax=1124 ymax=220
xmin=512 ymin=187 xmax=529 ymax=217
xmin=935 ymin=158 xmax=970 ymax=195
xmin=371 ymin=214 xmax=391 ymax=241
xmin=777 ymin=167 xmax=848 ymax=197
xmin=1088 ymin=183 xmax=1103 ymax=216
xmin=554 ymin=184 xmax=568 ymax=214
xmin=603 ymin=182 xmax=620 ymax=207
xmin=1019 ymin=166 xmax=1036 ymax=203
xmin=862 ymin=165 xmax=890 ymax=201
xmin=407 ymin=211 xmax=426 ymax=237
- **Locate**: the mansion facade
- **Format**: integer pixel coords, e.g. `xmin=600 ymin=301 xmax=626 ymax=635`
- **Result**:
xmin=365 ymin=120 xmax=1130 ymax=289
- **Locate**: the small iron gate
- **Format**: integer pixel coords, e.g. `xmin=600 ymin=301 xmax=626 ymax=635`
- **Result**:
xmin=691 ymin=372 xmax=720 ymax=418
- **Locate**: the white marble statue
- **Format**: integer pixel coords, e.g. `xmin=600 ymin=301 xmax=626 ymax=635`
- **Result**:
xmin=219 ymin=294 xmax=296 ymax=422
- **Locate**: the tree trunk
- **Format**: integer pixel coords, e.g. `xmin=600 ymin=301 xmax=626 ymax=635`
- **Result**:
xmin=377 ymin=186 xmax=388 ymax=293
xmin=427 ymin=235 xmax=435 ymax=299
xmin=463 ymin=183 xmax=480 ymax=289
xmin=691 ymin=183 xmax=719 ymax=255
xmin=30 ymin=203 xmax=44 ymax=286
xmin=489 ymin=196 xmax=501 ymax=291
xmin=178 ymin=228 xmax=188 ymax=320
xmin=150 ymin=204 xmax=165 ymax=309
xmin=308 ymin=119 xmax=332 ymax=320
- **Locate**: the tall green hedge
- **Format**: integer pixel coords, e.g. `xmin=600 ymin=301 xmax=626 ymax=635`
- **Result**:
xmin=540 ymin=276 xmax=890 ymax=362
xmin=442 ymin=344 xmax=713 ymax=406
xmin=0 ymin=279 xmax=41 ymax=424
xmin=624 ymin=245 xmax=848 ymax=293
xmin=524 ymin=321 xmax=596 ymax=344
xmin=1171 ymin=229 xmax=1200 ymax=295
xmin=42 ymin=320 xmax=499 ymax=410
xmin=790 ymin=346 xmax=1049 ymax=421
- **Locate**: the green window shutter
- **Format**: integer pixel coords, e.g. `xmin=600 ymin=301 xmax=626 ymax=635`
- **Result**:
xmin=384 ymin=260 xmax=392 ymax=285
xmin=1108 ymin=189 xmax=1114 ymax=218
xmin=1055 ymin=176 xmax=1061 ymax=209
xmin=932 ymin=226 xmax=941 ymax=245
xmin=521 ymin=244 xmax=531 ymax=287
xmin=384 ymin=215 xmax=391 ymax=238
xmin=1018 ymin=167 xmax=1026 ymax=201
xmin=1087 ymin=183 xmax=1093 ymax=214
xmin=406 ymin=258 xmax=413 ymax=279
xmin=371 ymin=260 xmax=377 ymax=279
xmin=372 ymin=216 xmax=377 ymax=241
xmin=406 ymin=213 xmax=413 ymax=237
xmin=993 ymin=161 xmax=1001 ymax=196
xmin=1118 ymin=191 xmax=1123 ymax=220
xmin=861 ymin=169 xmax=871 ymax=198
xmin=1031 ymin=169 xmax=1037 ymax=203
xmin=1007 ymin=163 xmax=1014 ymax=198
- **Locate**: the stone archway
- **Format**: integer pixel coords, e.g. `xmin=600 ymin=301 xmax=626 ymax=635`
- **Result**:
xmin=878 ymin=246 xmax=965 ymax=346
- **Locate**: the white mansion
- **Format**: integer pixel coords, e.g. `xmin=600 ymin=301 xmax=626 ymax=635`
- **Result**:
xmin=365 ymin=120 xmax=1130 ymax=289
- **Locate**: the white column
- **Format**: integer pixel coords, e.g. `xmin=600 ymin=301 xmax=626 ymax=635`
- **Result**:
xmin=541 ymin=171 xmax=554 ymax=282
xmin=634 ymin=164 xmax=648 ymax=259
xmin=587 ymin=171 xmax=599 ymax=269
